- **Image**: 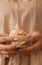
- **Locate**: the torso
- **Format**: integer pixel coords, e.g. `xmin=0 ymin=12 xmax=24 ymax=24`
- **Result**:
xmin=0 ymin=0 xmax=35 ymax=34
xmin=0 ymin=0 xmax=42 ymax=65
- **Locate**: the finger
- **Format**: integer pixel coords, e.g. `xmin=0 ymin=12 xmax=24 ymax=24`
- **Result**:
xmin=23 ymin=40 xmax=41 ymax=52
xmin=0 ymin=50 xmax=17 ymax=56
xmin=0 ymin=43 xmax=17 ymax=51
xmin=0 ymin=36 xmax=14 ymax=43
xmin=0 ymin=51 xmax=8 ymax=55
xmin=0 ymin=37 xmax=6 ymax=43
xmin=0 ymin=33 xmax=8 ymax=37
xmin=30 ymin=32 xmax=42 ymax=42
xmin=5 ymin=36 xmax=14 ymax=42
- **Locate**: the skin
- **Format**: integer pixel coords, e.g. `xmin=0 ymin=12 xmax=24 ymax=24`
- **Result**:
xmin=23 ymin=31 xmax=42 ymax=53
xmin=0 ymin=31 xmax=42 ymax=56
xmin=0 ymin=36 xmax=18 ymax=56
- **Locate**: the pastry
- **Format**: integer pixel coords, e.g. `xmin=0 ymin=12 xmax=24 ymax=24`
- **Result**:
xmin=10 ymin=28 xmax=29 ymax=49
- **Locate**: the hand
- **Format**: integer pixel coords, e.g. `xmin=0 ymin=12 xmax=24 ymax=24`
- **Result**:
xmin=23 ymin=31 xmax=42 ymax=52
xmin=0 ymin=36 xmax=18 ymax=57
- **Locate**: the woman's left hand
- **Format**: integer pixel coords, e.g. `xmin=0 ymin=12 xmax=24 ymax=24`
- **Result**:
xmin=23 ymin=31 xmax=42 ymax=52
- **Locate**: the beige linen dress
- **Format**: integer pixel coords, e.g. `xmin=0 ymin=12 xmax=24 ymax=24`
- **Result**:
xmin=0 ymin=0 xmax=42 ymax=65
